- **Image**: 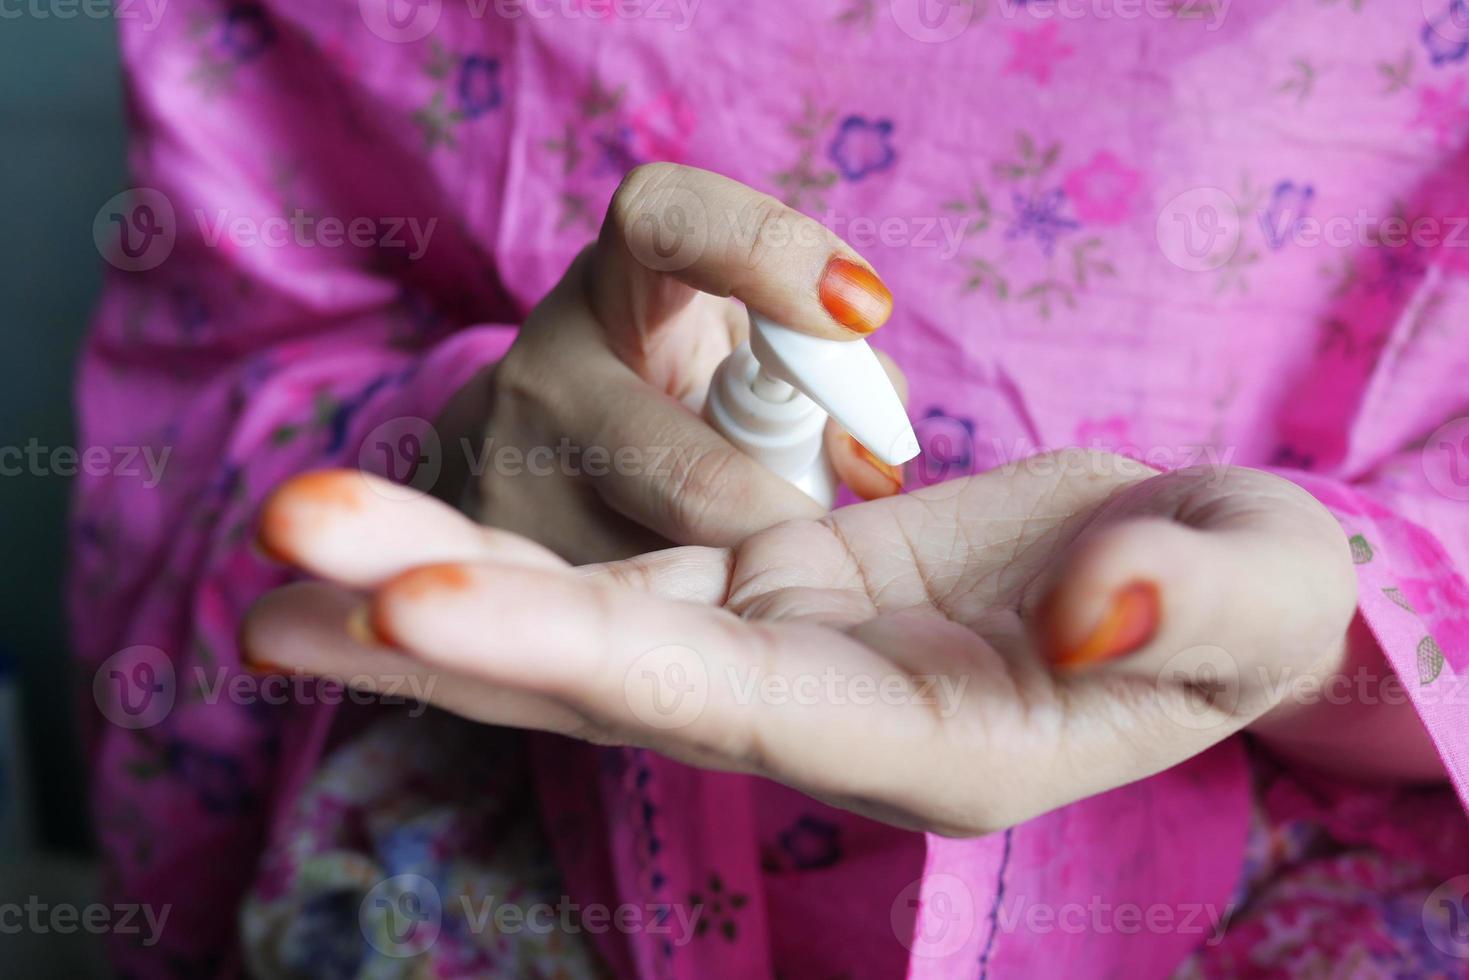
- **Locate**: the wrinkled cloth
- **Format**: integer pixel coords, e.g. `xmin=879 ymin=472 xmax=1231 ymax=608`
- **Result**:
xmin=73 ymin=1 xmax=1469 ymax=976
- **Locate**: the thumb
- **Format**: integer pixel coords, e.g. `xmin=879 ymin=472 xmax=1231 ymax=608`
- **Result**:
xmin=590 ymin=163 xmax=894 ymax=368
xmin=1035 ymin=470 xmax=1357 ymax=722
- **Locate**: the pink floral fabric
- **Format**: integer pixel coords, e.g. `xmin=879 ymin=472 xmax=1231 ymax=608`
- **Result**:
xmin=74 ymin=1 xmax=1469 ymax=977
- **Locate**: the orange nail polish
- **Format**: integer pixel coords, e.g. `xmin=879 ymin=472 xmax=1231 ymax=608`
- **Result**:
xmin=849 ymin=435 xmax=904 ymax=500
xmin=818 ymin=257 xmax=893 ymax=335
xmin=244 ymin=658 xmax=294 ymax=677
xmin=1049 ymin=580 xmax=1160 ymax=670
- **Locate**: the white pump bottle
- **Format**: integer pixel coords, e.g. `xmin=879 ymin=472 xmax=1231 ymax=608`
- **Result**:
xmin=703 ymin=310 xmax=920 ymax=508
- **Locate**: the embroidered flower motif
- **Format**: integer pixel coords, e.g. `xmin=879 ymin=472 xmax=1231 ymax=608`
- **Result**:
xmin=1411 ymin=78 xmax=1469 ymax=147
xmin=1421 ymin=0 xmax=1469 ymax=67
xmin=1005 ymin=188 xmax=1080 ymax=256
xmin=1061 ymin=151 xmax=1142 ymax=225
xmin=828 ymin=116 xmax=897 ymax=181
xmin=219 ymin=4 xmax=275 ymax=62
xmin=1075 ymin=416 xmax=1143 ymax=460
xmin=1259 ymin=181 xmax=1315 ymax=250
xmin=456 ymin=55 xmax=503 ymax=120
xmin=626 ymin=91 xmax=697 ymax=162
xmin=689 ymin=873 xmax=749 ymax=941
xmin=778 ymin=815 xmax=843 ymax=870
xmin=1003 ymin=23 xmax=1075 ymax=85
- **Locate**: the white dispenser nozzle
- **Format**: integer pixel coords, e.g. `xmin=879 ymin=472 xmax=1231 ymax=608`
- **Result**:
xmin=703 ymin=310 xmax=920 ymax=507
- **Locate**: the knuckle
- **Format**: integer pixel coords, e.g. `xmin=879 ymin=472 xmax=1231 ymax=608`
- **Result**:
xmin=609 ymin=162 xmax=684 ymax=236
xmin=738 ymin=197 xmax=796 ymax=275
xmin=664 ymin=444 xmax=746 ymax=542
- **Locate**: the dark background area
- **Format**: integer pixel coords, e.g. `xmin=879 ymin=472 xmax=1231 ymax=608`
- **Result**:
xmin=1 ymin=11 xmax=128 ymax=852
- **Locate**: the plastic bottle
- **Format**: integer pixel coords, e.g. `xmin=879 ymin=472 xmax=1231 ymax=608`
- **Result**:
xmin=704 ymin=310 xmax=920 ymax=507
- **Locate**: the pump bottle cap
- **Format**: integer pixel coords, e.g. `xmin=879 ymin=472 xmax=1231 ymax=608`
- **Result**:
xmin=748 ymin=312 xmax=920 ymax=466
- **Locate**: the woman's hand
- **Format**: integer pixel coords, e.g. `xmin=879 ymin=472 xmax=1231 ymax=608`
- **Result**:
xmin=436 ymin=163 xmax=906 ymax=564
xmin=245 ymin=454 xmax=1382 ymax=837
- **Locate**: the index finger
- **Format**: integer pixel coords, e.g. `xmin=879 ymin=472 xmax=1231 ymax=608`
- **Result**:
xmin=591 ymin=163 xmax=893 ymax=350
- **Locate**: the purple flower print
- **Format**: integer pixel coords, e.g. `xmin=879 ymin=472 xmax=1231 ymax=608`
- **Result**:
xmin=218 ymin=4 xmax=275 ymax=63
xmin=1005 ymin=188 xmax=1080 ymax=257
xmin=594 ymin=126 xmax=644 ymax=177
xmin=456 ymin=55 xmax=503 ymax=120
xmin=828 ymin=116 xmax=897 ymax=181
xmin=1259 ymin=180 xmax=1315 ymax=250
xmin=164 ymin=739 xmax=256 ymax=814
xmin=778 ymin=815 xmax=842 ymax=870
xmin=1422 ymin=0 xmax=1469 ymax=67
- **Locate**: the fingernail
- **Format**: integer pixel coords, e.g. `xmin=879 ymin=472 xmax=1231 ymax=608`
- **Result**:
xmin=244 ymin=657 xmax=294 ymax=677
xmin=849 ymin=435 xmax=904 ymax=500
xmin=346 ymin=605 xmax=392 ymax=648
xmin=1048 ymin=580 xmax=1160 ymax=670
xmin=251 ymin=525 xmax=293 ymax=566
xmin=819 ymin=257 xmax=893 ymax=335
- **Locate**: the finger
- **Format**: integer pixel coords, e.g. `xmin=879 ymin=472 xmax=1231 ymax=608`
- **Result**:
xmin=361 ymin=561 xmax=954 ymax=812
xmin=591 ymin=164 xmax=894 ymax=360
xmin=581 ymin=375 xmax=827 ymax=546
xmin=826 ymin=349 xmax=910 ymax=501
xmin=257 ymin=469 xmax=567 ymax=586
xmin=1037 ymin=471 xmax=1357 ymax=719
xmin=240 ymin=582 xmax=590 ymax=735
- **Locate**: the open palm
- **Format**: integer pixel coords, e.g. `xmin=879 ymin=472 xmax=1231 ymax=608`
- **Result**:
xmin=246 ymin=452 xmax=1356 ymax=835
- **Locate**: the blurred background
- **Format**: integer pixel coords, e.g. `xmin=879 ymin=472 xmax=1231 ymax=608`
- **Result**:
xmin=1 ymin=9 xmax=126 ymax=976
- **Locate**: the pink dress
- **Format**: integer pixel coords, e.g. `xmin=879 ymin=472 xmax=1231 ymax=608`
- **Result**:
xmin=75 ymin=1 xmax=1469 ymax=976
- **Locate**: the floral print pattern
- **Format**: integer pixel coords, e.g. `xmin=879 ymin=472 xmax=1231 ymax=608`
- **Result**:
xmin=76 ymin=3 xmax=1469 ymax=978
